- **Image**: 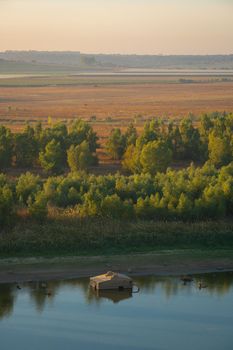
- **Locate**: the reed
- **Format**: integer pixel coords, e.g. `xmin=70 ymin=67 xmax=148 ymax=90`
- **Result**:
xmin=0 ymin=218 xmax=233 ymax=257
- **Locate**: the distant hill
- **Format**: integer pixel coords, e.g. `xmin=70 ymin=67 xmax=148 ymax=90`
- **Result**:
xmin=0 ymin=51 xmax=82 ymax=66
xmin=93 ymin=54 xmax=233 ymax=69
xmin=0 ymin=58 xmax=80 ymax=74
xmin=0 ymin=51 xmax=233 ymax=73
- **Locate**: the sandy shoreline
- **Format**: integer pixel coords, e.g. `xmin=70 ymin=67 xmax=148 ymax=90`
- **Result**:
xmin=1 ymin=251 xmax=233 ymax=283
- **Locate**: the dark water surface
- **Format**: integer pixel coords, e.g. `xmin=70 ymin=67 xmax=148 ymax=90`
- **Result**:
xmin=0 ymin=272 xmax=233 ymax=350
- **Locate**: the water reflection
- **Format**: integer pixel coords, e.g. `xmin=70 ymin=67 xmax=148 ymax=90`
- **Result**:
xmin=134 ymin=272 xmax=233 ymax=298
xmin=88 ymin=289 xmax=132 ymax=304
xmin=0 ymin=272 xmax=233 ymax=321
xmin=0 ymin=284 xmax=16 ymax=319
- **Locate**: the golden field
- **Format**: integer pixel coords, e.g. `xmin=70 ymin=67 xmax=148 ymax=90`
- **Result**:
xmin=0 ymin=76 xmax=232 ymax=135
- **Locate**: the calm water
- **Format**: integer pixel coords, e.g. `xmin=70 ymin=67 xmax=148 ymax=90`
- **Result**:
xmin=0 ymin=272 xmax=233 ymax=350
xmin=1 ymin=70 xmax=233 ymax=79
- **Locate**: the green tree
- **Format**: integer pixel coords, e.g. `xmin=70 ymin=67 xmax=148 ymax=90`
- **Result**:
xmin=125 ymin=123 xmax=137 ymax=146
xmin=200 ymin=114 xmax=214 ymax=140
xmin=16 ymin=172 xmax=41 ymax=204
xmin=101 ymin=194 xmax=125 ymax=218
xmin=0 ymin=126 xmax=13 ymax=168
xmin=39 ymin=122 xmax=68 ymax=152
xmin=68 ymin=119 xmax=98 ymax=152
xmin=176 ymin=193 xmax=193 ymax=220
xmin=122 ymin=144 xmax=141 ymax=174
xmin=14 ymin=126 xmax=38 ymax=168
xmin=136 ymin=119 xmax=160 ymax=148
xmin=167 ymin=124 xmax=184 ymax=161
xmin=67 ymin=141 xmax=97 ymax=172
xmin=0 ymin=184 xmax=14 ymax=227
xmin=208 ymin=132 xmax=231 ymax=167
xmin=106 ymin=128 xmax=126 ymax=160
xmin=140 ymin=140 xmax=172 ymax=175
xmin=28 ymin=191 xmax=48 ymax=221
xmin=179 ymin=118 xmax=202 ymax=160
xmin=39 ymin=139 xmax=64 ymax=174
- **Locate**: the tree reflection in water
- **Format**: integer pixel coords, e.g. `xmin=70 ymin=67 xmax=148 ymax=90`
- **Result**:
xmin=0 ymin=272 xmax=232 ymax=320
xmin=0 ymin=284 xmax=16 ymax=320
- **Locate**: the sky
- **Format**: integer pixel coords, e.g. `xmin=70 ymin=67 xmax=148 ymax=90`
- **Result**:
xmin=0 ymin=0 xmax=233 ymax=54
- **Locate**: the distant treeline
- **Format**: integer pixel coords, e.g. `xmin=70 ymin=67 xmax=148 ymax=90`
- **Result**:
xmin=0 ymin=112 xmax=233 ymax=175
xmin=1 ymin=51 xmax=233 ymax=69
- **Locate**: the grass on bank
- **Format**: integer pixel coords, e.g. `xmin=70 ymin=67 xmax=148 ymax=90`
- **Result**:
xmin=0 ymin=218 xmax=233 ymax=258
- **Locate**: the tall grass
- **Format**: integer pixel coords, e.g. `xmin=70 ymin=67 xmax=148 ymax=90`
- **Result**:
xmin=0 ymin=218 xmax=233 ymax=257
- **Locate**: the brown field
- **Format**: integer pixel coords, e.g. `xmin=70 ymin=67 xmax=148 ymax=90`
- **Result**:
xmin=0 ymin=75 xmax=232 ymax=173
xmin=0 ymin=76 xmax=233 ymax=135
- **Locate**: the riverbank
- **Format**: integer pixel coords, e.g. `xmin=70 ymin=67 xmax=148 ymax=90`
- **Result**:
xmin=1 ymin=219 xmax=233 ymax=258
xmin=0 ymin=249 xmax=233 ymax=284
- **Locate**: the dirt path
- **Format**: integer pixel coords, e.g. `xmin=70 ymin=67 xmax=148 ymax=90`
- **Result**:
xmin=1 ymin=250 xmax=233 ymax=283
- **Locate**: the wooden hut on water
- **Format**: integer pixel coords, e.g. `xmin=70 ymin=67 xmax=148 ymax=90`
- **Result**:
xmin=90 ymin=271 xmax=133 ymax=290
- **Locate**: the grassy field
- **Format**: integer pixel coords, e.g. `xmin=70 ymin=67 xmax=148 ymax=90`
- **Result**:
xmin=0 ymin=75 xmax=233 ymax=136
xmin=1 ymin=218 xmax=233 ymax=258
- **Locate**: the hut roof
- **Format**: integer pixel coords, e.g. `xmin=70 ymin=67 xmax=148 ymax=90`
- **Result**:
xmin=90 ymin=271 xmax=131 ymax=283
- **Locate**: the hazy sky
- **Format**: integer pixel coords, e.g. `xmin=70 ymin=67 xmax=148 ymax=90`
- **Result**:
xmin=0 ymin=0 xmax=233 ymax=54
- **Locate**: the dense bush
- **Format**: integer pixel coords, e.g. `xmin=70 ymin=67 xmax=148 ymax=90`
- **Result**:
xmin=0 ymin=176 xmax=14 ymax=226
xmin=0 ymin=119 xmax=99 ymax=174
xmin=122 ymin=113 xmax=233 ymax=173
xmin=30 ymin=161 xmax=233 ymax=221
xmin=0 ymin=113 xmax=232 ymax=175
xmin=0 ymin=161 xmax=233 ymax=228
xmin=67 ymin=141 xmax=98 ymax=172
xmin=0 ymin=113 xmax=233 ymax=228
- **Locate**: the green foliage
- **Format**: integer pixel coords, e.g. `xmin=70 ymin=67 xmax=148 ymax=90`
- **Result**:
xmin=68 ymin=119 xmax=98 ymax=152
xmin=14 ymin=126 xmax=38 ymax=168
xmin=125 ymin=123 xmax=137 ymax=146
xmin=137 ymin=119 xmax=160 ymax=148
xmin=0 ymin=126 xmax=13 ymax=168
xmin=67 ymin=141 xmax=97 ymax=172
xmin=1 ymin=113 xmax=233 ymax=229
xmin=179 ymin=117 xmax=202 ymax=160
xmin=37 ymin=122 xmax=68 ymax=150
xmin=122 ymin=113 xmax=233 ymax=173
xmin=0 ymin=183 xmax=14 ymax=227
xmin=106 ymin=128 xmax=126 ymax=160
xmin=122 ymin=144 xmax=141 ymax=174
xmin=1 ymin=113 xmax=233 ymax=177
xmin=208 ymin=132 xmax=232 ymax=167
xmin=23 ymin=161 xmax=233 ymax=222
xmin=16 ymin=172 xmax=41 ymax=204
xmin=140 ymin=140 xmax=172 ymax=175
xmin=0 ymin=119 xmax=98 ymax=173
xmin=1 ymin=159 xmax=233 ymax=229
xmin=28 ymin=191 xmax=48 ymax=221
xmin=100 ymin=194 xmax=133 ymax=219
xmin=39 ymin=139 xmax=64 ymax=174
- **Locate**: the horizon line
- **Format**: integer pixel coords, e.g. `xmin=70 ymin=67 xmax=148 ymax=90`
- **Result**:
xmin=1 ymin=50 xmax=233 ymax=56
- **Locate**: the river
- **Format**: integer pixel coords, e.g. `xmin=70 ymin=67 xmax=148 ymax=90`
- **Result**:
xmin=0 ymin=272 xmax=233 ymax=349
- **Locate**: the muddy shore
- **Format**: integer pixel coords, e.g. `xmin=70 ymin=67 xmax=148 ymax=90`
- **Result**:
xmin=1 ymin=250 xmax=233 ymax=283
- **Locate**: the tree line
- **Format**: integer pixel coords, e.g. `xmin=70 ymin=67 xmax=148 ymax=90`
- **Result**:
xmin=107 ymin=112 xmax=233 ymax=174
xmin=0 ymin=112 xmax=233 ymax=175
xmin=0 ymin=119 xmax=98 ymax=173
xmin=1 ymin=161 xmax=233 ymax=226
xmin=0 ymin=112 xmax=233 ymax=227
